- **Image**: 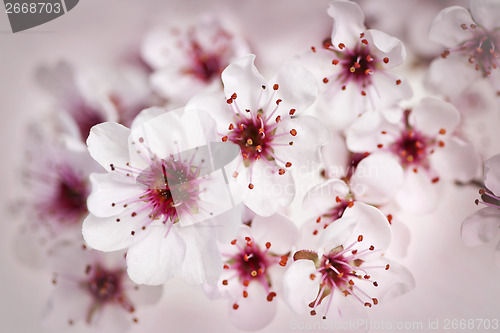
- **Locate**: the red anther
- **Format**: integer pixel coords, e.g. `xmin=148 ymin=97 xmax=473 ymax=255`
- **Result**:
xmin=358 ymin=235 xmax=364 ymax=242
xmin=232 ymin=171 xmax=239 ymax=178
xmin=351 ymin=250 xmax=358 ymax=255
xmin=364 ymin=302 xmax=372 ymax=307
xmin=243 ymin=280 xmax=250 ymax=287
xmin=385 ymin=264 xmax=390 ymax=270
xmin=332 ymin=59 xmax=339 ymax=65
xmin=243 ymin=290 xmax=248 ymax=298
xmin=366 ymin=55 xmax=372 ymax=62
xmin=275 ymin=115 xmax=281 ymax=123
xmin=438 ymin=141 xmax=445 ymax=147
xmin=338 ymin=43 xmax=345 ymax=49
xmin=383 ymin=57 xmax=389 ymax=63
xmin=373 ymin=281 xmax=379 ymax=287
xmin=238 ymin=124 xmax=245 ymax=130
xmin=289 ymin=108 xmax=296 ymax=115
xmin=131 ymin=231 xmax=135 ymax=235
xmin=313 ymin=230 xmax=318 ymax=235
xmin=279 ymin=256 xmax=288 ymax=266
xmin=267 ymin=292 xmax=277 ymax=302
xmin=373 ymin=298 xmax=379 ymax=305
xmin=231 ymin=239 xmax=237 ymax=245
xmin=342 ymin=85 xmax=346 ymax=90
xmin=369 ymin=245 xmax=375 ymax=251
xmin=309 ymin=274 xmax=316 ymax=280
xmin=377 ymin=144 xmax=383 ymax=148
xmin=381 ymin=131 xmax=387 ymax=134
xmin=258 ymin=268 xmax=263 ymax=275
xmin=364 ymin=275 xmax=370 ymax=279
xmin=347 ymin=201 xmax=354 ymax=208
xmin=223 ymin=264 xmax=229 ymax=269
xmin=248 ymin=183 xmax=254 ymax=189
xmin=470 ymin=24 xmax=477 ymax=29
xmin=285 ymin=162 xmax=292 ymax=168
xmin=387 ymin=214 xmax=393 ymax=223
xmin=316 ymin=217 xmax=321 ymax=223
xmin=222 ymin=280 xmax=228 ymax=285
xmin=396 ymin=79 xmax=402 ymax=85
xmin=310 ymin=310 xmax=317 ymax=316
xmin=432 ymin=177 xmax=440 ymax=184
xmin=276 ymin=99 xmax=282 ymax=105
xmin=361 ymin=39 xmax=368 ymax=44
xmin=290 ymin=129 xmax=297 ymax=136
xmin=311 ymin=46 xmax=316 ymax=53
xmin=441 ymin=50 xmax=450 ymax=58
xmin=228 ymin=123 xmax=234 ymax=130
xmin=336 ymin=196 xmax=342 ymax=203
xmin=360 ymin=32 xmax=365 ymax=38
xmin=365 ymin=69 xmax=372 ymax=75
xmin=278 ymin=169 xmax=285 ymax=175
xmin=242 ymin=153 xmax=248 ymax=159
xmin=349 ymin=280 xmax=355 ymax=285
xmin=265 ymin=242 xmax=271 ymax=249
xmin=439 ymin=128 xmax=446 ymax=135
xmin=289 ymin=141 xmax=293 ymax=145
xmin=226 ymin=98 xmax=233 ymax=104
xmin=231 ymin=93 xmax=237 ymax=99
xmin=255 ymin=145 xmax=262 ymax=152
xmin=233 ymin=303 xmax=239 ymax=310
xmin=222 ymin=136 xmax=228 ymax=142
xmin=361 ymin=90 xmax=366 ymax=96
xmin=273 ymin=84 xmax=279 ymax=90
xmin=461 ymin=23 xmax=467 ymax=30
xmin=323 ymin=77 xmax=329 ymax=84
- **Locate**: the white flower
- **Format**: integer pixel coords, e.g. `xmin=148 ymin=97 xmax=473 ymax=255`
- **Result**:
xmin=82 ymin=107 xmax=245 ymax=285
xmin=283 ymin=202 xmax=414 ymax=320
xmin=346 ymin=97 xmax=481 ymax=213
xmin=44 ymin=241 xmax=162 ymax=331
xmin=300 ymin=0 xmax=411 ymax=131
xmin=206 ymin=212 xmax=299 ymax=331
xmin=187 ymin=54 xmax=329 ymax=216
xmin=462 ymin=154 xmax=500 ymax=266
xmin=141 ymin=15 xmax=250 ymax=108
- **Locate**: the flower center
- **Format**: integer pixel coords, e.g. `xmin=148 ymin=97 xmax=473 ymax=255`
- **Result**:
xmin=222 ymin=237 xmax=287 ymax=309
xmin=391 ymin=129 xmax=429 ymax=167
xmin=442 ymin=23 xmax=500 ymax=76
xmin=88 ymin=266 xmax=121 ymax=302
xmin=186 ymin=40 xmax=222 ymax=82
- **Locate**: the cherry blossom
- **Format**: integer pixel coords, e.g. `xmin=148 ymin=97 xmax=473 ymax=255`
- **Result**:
xmin=462 ymin=154 xmax=500 ymax=266
xmin=187 ymin=54 xmax=329 ymax=216
xmin=283 ymin=202 xmax=414 ymax=320
xmin=44 ymin=241 xmax=162 ymax=331
xmin=82 ymin=107 xmax=245 ymax=285
xmin=206 ymin=212 xmax=299 ymax=331
xmin=300 ymin=0 xmax=411 ymax=131
xmin=141 ymin=15 xmax=250 ymax=108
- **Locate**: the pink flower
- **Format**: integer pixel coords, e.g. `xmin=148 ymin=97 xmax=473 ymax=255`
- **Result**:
xmin=283 ymin=202 xmax=414 ymax=320
xmin=141 ymin=16 xmax=250 ymax=108
xmin=206 ymin=212 xmax=299 ymax=331
xmin=301 ymin=0 xmax=411 ymax=130
xmin=83 ymin=107 xmax=245 ymax=285
xmin=462 ymin=154 xmax=500 ymax=266
xmin=44 ymin=241 xmax=161 ymax=331
xmin=187 ymin=54 xmax=329 ymax=216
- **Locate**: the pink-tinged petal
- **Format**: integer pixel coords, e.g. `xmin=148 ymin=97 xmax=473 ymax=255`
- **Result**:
xmin=470 ymin=0 xmax=500 ymax=31
xmin=429 ymin=137 xmax=481 ymax=182
xmin=328 ymin=0 xmax=366 ymax=49
xmin=126 ymin=226 xmax=186 ymax=285
xmin=87 ymin=173 xmax=144 ymax=218
xmin=87 ymin=122 xmax=131 ymax=171
xmin=186 ymin=93 xmax=233 ymax=135
xmin=303 ymin=179 xmax=350 ymax=214
xmin=82 ymin=208 xmax=150 ymax=252
xmin=251 ymin=214 xmax=299 ymax=255
xmin=395 ymin=171 xmax=441 ymax=214
xmin=141 ymin=27 xmax=188 ymax=70
xmin=350 ymin=152 xmax=404 ymax=205
xmin=177 ymin=225 xmax=222 ymax=286
xmin=425 ymin=56 xmax=482 ymax=98
xmin=484 ymin=154 xmax=500 ymax=195
xmin=244 ymin=159 xmax=295 ymax=216
xmin=227 ymin=282 xmax=277 ymax=331
xmin=385 ymin=218 xmax=411 ymax=259
xmin=321 ymin=131 xmax=349 ymax=179
xmin=429 ymin=6 xmax=474 ymax=48
xmin=364 ymin=29 xmax=406 ymax=68
xmin=341 ymin=202 xmax=392 ymax=253
xmin=282 ymin=259 xmax=318 ymax=314
xmin=370 ymin=71 xmax=412 ymax=108
xmin=461 ymin=207 xmax=500 ymax=246
xmin=494 ymin=241 xmax=500 ymax=267
xmin=271 ymin=62 xmax=318 ymax=117
xmin=315 ymin=87 xmax=362 ymax=131
xmin=346 ymin=110 xmax=399 ymax=152
xmin=129 ymin=107 xmax=167 ymax=131
xmin=272 ymin=116 xmax=329 ymax=170
xmin=409 ymin=97 xmax=460 ymax=137
xmin=221 ymin=54 xmax=268 ymax=112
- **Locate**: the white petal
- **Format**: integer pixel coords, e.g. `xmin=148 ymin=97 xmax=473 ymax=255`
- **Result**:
xmin=87 ymin=122 xmax=131 ymax=171
xmin=350 ymin=152 xmax=404 ymax=205
xmin=303 ymin=179 xmax=350 ymax=214
xmin=365 ymin=29 xmax=406 ymax=68
xmin=186 ymin=93 xmax=233 ymax=135
xmin=429 ymin=137 xmax=481 ymax=182
xmin=129 ymin=107 xmax=167 ymax=131
xmin=87 ymin=173 xmax=144 ymax=218
xmin=461 ymin=207 xmax=500 ymax=246
xmin=395 ymin=171 xmax=441 ymax=214
xmin=272 ymin=116 xmax=329 ymax=170
xmin=369 ymin=71 xmax=412 ymax=108
xmin=228 ymin=282 xmax=277 ymax=331
xmin=470 ymin=0 xmax=500 ymax=31
xmin=484 ymin=154 xmax=500 ymax=195
xmin=270 ymin=62 xmax=318 ymax=117
xmin=82 ymin=208 xmax=150 ymax=252
xmin=251 ymin=214 xmax=299 ymax=255
xmin=319 ymin=215 xmax=358 ymax=250
xmin=345 ymin=110 xmax=399 ymax=152
xmin=320 ymin=131 xmax=350 ymax=179
xmin=429 ymin=6 xmax=474 ymax=48
xmin=221 ymin=54 xmax=268 ymax=112
xmin=126 ymin=226 xmax=186 ymax=285
xmin=328 ymin=0 xmax=365 ymax=49
xmin=409 ymin=97 xmax=460 ymax=137
xmin=282 ymin=260 xmax=318 ymax=314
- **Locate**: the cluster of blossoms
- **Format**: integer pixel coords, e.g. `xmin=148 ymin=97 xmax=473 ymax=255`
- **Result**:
xmin=12 ymin=0 xmax=500 ymax=331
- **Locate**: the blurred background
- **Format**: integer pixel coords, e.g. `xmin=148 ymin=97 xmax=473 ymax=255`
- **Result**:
xmin=1 ymin=0 xmax=499 ymax=332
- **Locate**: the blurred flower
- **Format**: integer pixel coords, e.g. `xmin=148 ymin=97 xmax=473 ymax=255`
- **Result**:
xmin=187 ymin=54 xmax=329 ymax=216
xmin=83 ymin=107 xmax=244 ymax=285
xmin=44 ymin=241 xmax=162 ymax=331
xmin=462 ymin=154 xmax=500 ymax=266
xmin=283 ymin=202 xmax=414 ymax=320
xmin=206 ymin=213 xmax=299 ymax=331
xmin=141 ymin=15 xmax=250 ymax=108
